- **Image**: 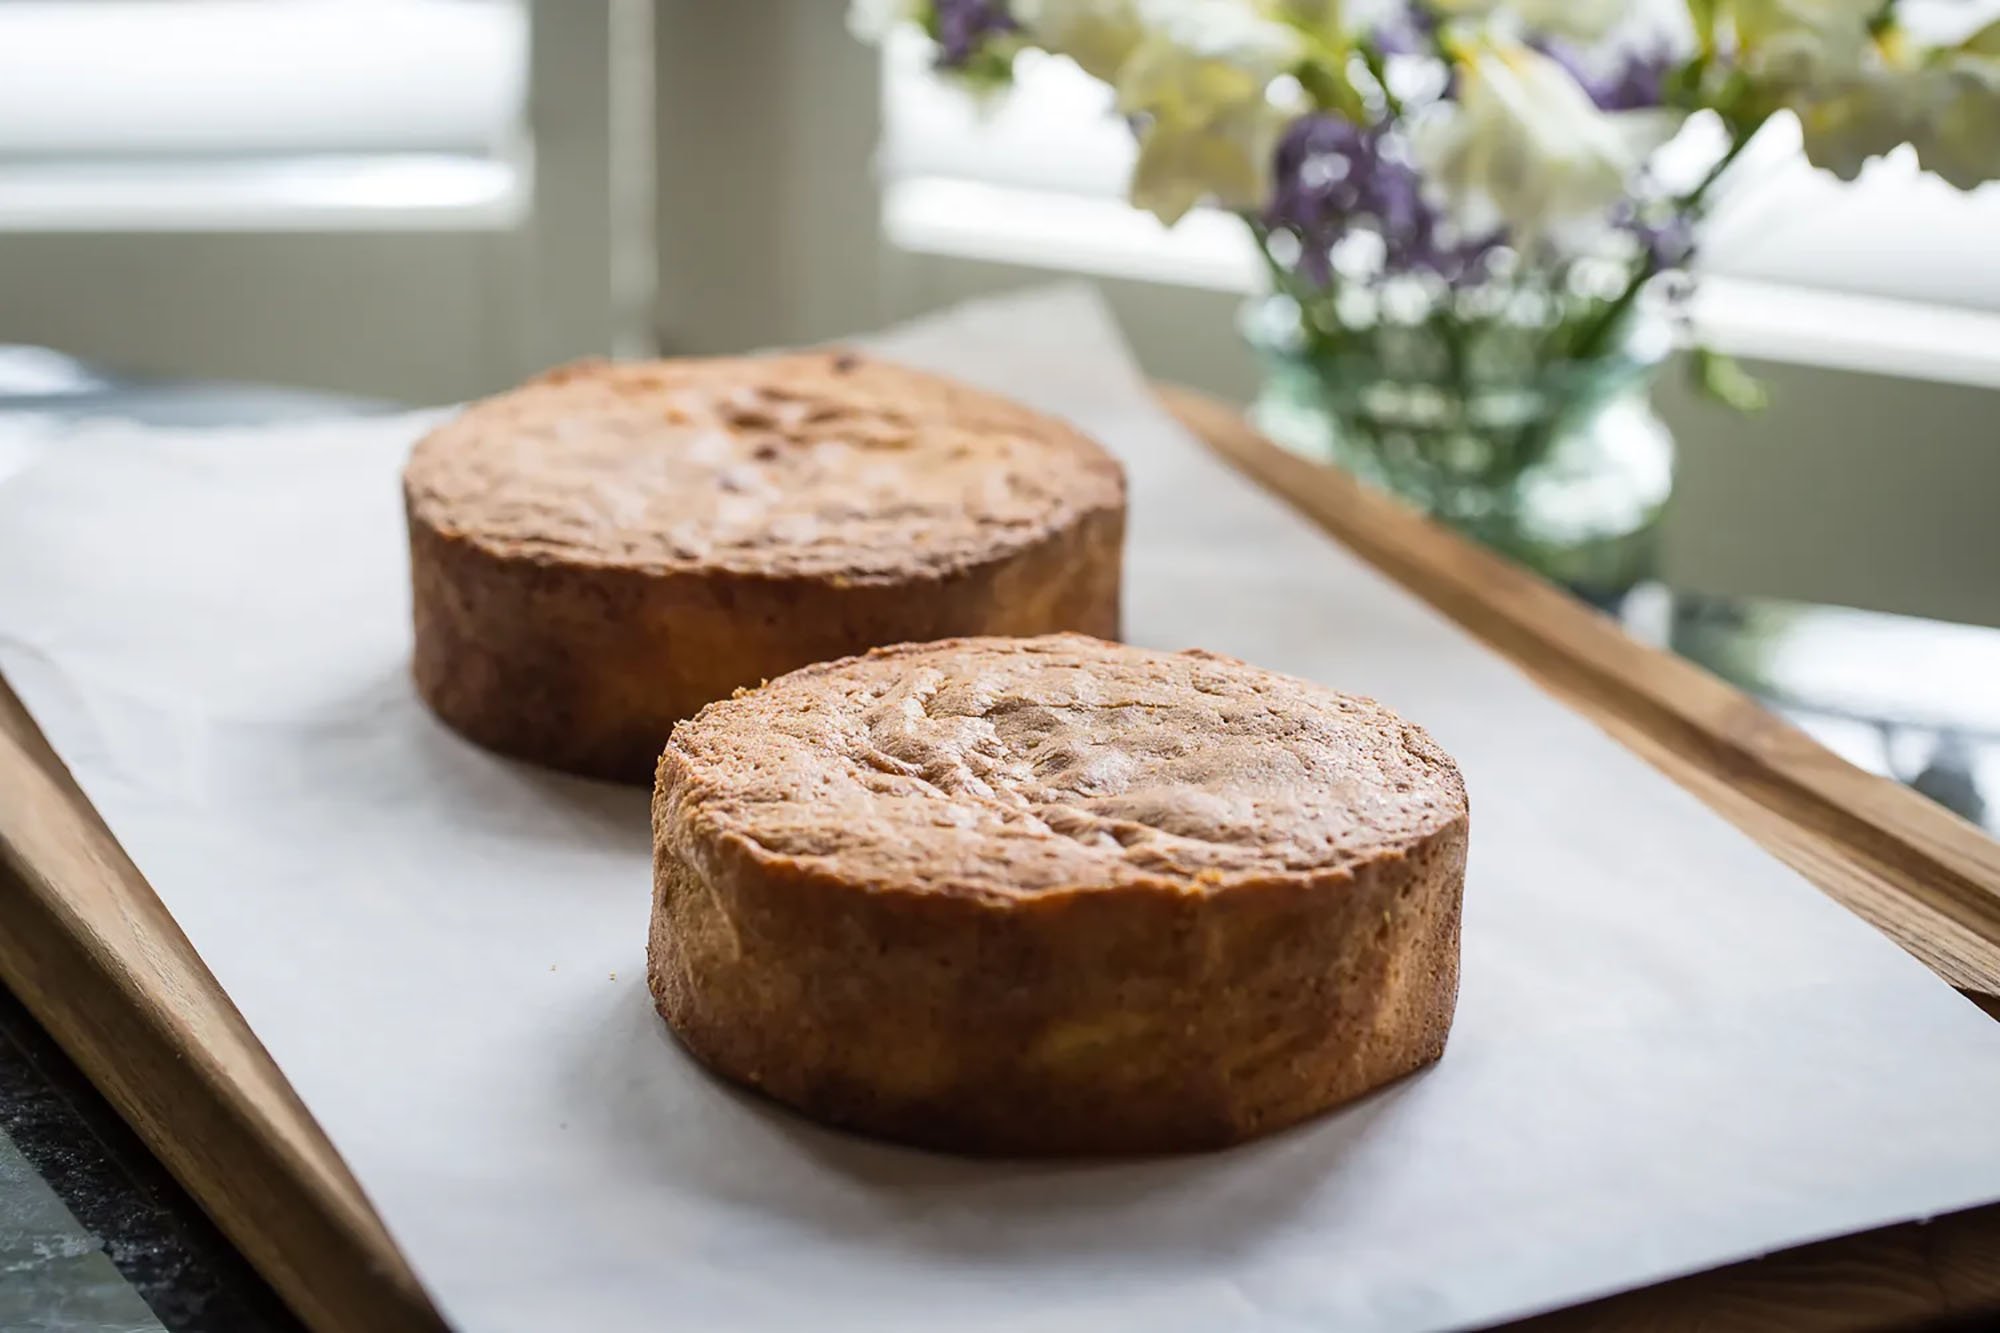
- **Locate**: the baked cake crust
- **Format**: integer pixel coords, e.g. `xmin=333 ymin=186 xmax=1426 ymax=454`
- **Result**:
xmin=404 ymin=354 xmax=1125 ymax=781
xmin=649 ymin=634 xmax=1467 ymax=1156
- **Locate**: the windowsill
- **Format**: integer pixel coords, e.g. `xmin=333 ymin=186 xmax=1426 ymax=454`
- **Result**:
xmin=0 ymin=155 xmax=525 ymax=233
xmin=884 ymin=176 xmax=2000 ymax=392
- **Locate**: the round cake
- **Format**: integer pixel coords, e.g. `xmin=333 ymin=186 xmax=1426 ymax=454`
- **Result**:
xmin=650 ymin=634 xmax=1467 ymax=1156
xmin=403 ymin=353 xmax=1125 ymax=782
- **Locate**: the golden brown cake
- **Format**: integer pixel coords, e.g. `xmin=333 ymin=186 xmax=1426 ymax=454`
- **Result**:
xmin=650 ymin=634 xmax=1468 ymax=1156
xmin=403 ymin=354 xmax=1125 ymax=782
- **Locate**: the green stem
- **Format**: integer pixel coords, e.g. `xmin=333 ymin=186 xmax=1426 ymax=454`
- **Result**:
xmin=1563 ymin=266 xmax=1650 ymax=365
xmin=1247 ymin=219 xmax=1348 ymax=363
xmin=1689 ymin=0 xmax=1719 ymax=60
xmin=1436 ymin=305 xmax=1470 ymax=398
xmin=1684 ymin=122 xmax=1763 ymax=215
xmin=1565 ymin=125 xmax=1761 ymax=364
xmin=1247 ymin=219 xmax=1310 ymax=309
xmin=1296 ymin=57 xmax=1365 ymax=120
xmin=1357 ymin=40 xmax=1405 ymax=119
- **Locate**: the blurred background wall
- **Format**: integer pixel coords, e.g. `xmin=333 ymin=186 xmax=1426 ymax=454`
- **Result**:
xmin=0 ymin=0 xmax=1995 ymax=627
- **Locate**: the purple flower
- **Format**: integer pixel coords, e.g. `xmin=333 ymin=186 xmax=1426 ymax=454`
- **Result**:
xmin=1642 ymin=215 xmax=1695 ymax=270
xmin=1635 ymin=213 xmax=1697 ymax=272
xmin=1610 ymin=195 xmax=1696 ymax=273
xmin=1369 ymin=4 xmax=1438 ymax=57
xmin=1264 ymin=114 xmax=1499 ymax=287
xmin=933 ymin=0 xmax=1017 ymax=70
xmin=1532 ymin=39 xmax=1675 ymax=112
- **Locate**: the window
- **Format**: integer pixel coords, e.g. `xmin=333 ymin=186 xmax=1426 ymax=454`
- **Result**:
xmin=0 ymin=1 xmax=649 ymax=401
xmin=0 ymin=0 xmax=529 ymax=231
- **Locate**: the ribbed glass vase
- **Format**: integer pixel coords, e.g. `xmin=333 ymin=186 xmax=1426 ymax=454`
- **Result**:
xmin=1242 ymin=293 xmax=1674 ymax=602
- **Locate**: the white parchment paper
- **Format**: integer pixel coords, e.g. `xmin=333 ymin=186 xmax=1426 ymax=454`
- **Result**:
xmin=3 ymin=287 xmax=1999 ymax=1333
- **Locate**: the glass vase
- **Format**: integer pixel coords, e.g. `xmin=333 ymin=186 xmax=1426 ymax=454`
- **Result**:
xmin=1242 ymin=293 xmax=1674 ymax=603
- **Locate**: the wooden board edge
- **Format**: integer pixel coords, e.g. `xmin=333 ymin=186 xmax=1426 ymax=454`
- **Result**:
xmin=0 ymin=676 xmax=443 ymax=1333
xmin=1157 ymin=384 xmax=2000 ymax=1003
xmin=1499 ymin=1203 xmax=2000 ymax=1332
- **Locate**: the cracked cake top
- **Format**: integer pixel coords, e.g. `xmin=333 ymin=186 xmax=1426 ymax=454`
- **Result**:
xmin=403 ymin=352 xmax=1126 ymax=582
xmin=655 ymin=634 xmax=1466 ymax=898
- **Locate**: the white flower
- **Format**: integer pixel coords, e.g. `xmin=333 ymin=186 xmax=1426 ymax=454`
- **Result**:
xmin=846 ymin=0 xmax=924 ymax=44
xmin=1111 ymin=1 xmax=1307 ymax=223
xmin=1729 ymin=0 xmax=1881 ymax=52
xmin=1793 ymin=72 xmax=1910 ymax=178
xmin=1130 ymin=102 xmax=1290 ymax=222
xmin=1421 ymin=0 xmax=1495 ymax=25
xmin=1915 ymin=25 xmax=2000 ymax=189
xmin=1797 ymin=25 xmax=2000 ymax=188
xmin=1414 ymin=38 xmax=1682 ymax=244
xmin=1730 ymin=0 xmax=1884 ymax=89
xmin=1116 ymin=3 xmax=1302 ymax=116
xmin=1015 ymin=0 xmax=1146 ymax=81
xmin=1265 ymin=0 xmax=1348 ymax=37
xmin=1425 ymin=0 xmax=1628 ymax=42
xmin=1510 ymin=0 xmax=1629 ymax=41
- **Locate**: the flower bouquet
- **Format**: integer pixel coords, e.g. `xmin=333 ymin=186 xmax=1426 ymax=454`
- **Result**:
xmin=852 ymin=0 xmax=2000 ymax=594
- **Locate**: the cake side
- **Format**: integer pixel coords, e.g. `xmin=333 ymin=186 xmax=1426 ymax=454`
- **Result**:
xmin=649 ymin=635 xmax=1467 ymax=1154
xmin=409 ymin=505 xmax=1122 ymax=781
xmin=649 ymin=803 xmax=1464 ymax=1155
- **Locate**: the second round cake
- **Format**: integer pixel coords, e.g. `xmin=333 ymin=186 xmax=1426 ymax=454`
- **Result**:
xmin=651 ymin=634 xmax=1468 ymax=1155
xmin=404 ymin=353 xmax=1125 ymax=781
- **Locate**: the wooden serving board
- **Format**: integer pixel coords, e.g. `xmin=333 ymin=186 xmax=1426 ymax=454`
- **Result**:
xmin=1 ymin=391 xmax=1997 ymax=1333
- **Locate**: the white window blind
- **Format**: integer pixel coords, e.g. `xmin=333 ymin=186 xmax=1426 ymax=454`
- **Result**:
xmin=0 ymin=1 xmax=529 ymax=230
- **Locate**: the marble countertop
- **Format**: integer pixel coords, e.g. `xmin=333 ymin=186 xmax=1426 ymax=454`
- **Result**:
xmin=0 ymin=986 xmax=299 ymax=1333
